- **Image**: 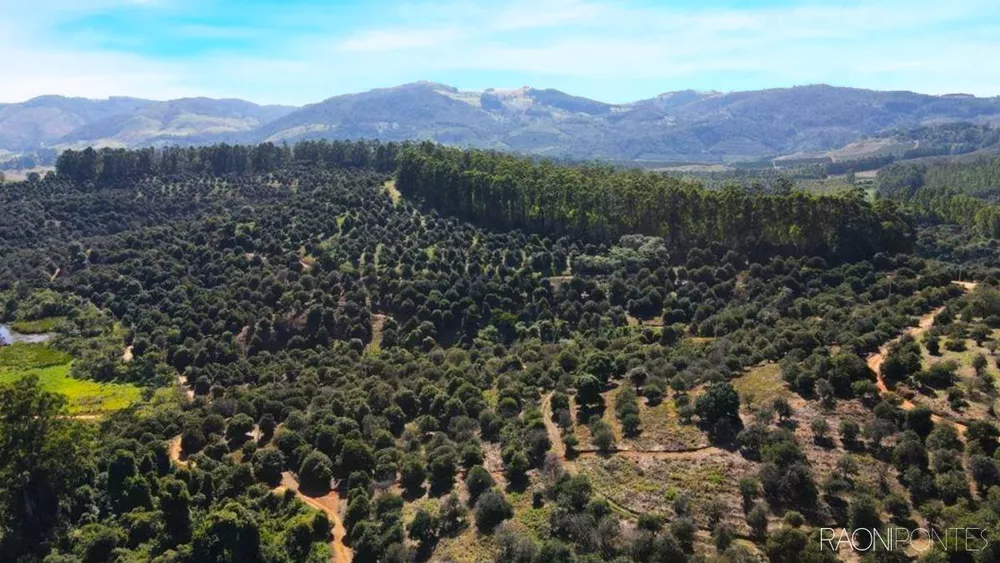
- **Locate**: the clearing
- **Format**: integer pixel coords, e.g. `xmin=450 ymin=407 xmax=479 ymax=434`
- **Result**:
xmin=10 ymin=316 xmax=65 ymax=333
xmin=0 ymin=343 xmax=141 ymax=415
xmin=733 ymin=363 xmax=790 ymax=408
xmin=384 ymin=179 xmax=402 ymax=205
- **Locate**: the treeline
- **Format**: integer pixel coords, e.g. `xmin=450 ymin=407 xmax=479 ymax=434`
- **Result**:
xmin=887 ymin=122 xmax=1000 ymax=152
xmin=824 ymin=154 xmax=897 ymax=176
xmin=878 ymin=157 xmax=1000 ymax=237
xmin=54 ymin=140 xmax=403 ymax=186
xmin=397 ymin=143 xmax=912 ymax=261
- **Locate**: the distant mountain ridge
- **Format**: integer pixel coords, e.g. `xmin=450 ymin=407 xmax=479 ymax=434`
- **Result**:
xmin=0 ymin=96 xmax=295 ymax=151
xmin=2 ymin=82 xmax=1000 ymax=164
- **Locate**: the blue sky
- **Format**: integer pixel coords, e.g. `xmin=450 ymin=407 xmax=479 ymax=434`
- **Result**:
xmin=3 ymin=0 xmax=1000 ymax=105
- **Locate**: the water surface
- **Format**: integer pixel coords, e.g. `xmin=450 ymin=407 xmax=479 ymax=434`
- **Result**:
xmin=0 ymin=324 xmax=55 ymax=345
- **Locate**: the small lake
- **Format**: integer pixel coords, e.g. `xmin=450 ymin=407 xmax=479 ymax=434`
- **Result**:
xmin=0 ymin=324 xmax=56 ymax=346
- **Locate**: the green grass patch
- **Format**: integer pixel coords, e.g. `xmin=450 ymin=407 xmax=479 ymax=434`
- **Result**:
xmin=10 ymin=316 xmax=65 ymax=333
xmin=0 ymin=343 xmax=141 ymax=415
xmin=430 ymin=527 xmax=498 ymax=563
xmin=705 ymin=470 xmax=725 ymax=486
xmin=508 ymin=491 xmax=551 ymax=540
xmin=0 ymin=342 xmax=71 ymax=370
xmin=634 ymin=395 xmax=707 ymax=450
xmin=733 ymin=363 xmax=790 ymax=407
xmin=482 ymin=388 xmax=498 ymax=409
xmin=384 ymin=179 xmax=402 ymax=205
xmin=681 ymin=336 xmax=716 ymax=348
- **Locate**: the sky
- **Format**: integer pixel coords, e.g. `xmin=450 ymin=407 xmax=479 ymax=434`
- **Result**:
xmin=3 ymin=0 xmax=1000 ymax=105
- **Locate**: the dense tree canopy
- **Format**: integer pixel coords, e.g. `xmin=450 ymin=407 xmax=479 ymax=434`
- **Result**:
xmin=0 ymin=141 xmax=998 ymax=563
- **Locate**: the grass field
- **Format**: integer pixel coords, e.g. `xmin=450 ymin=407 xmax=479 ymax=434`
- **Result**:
xmin=634 ymin=395 xmax=709 ymax=450
xmin=576 ymin=451 xmax=754 ymax=530
xmin=912 ymin=331 xmax=1000 ymax=421
xmin=10 ymin=316 xmax=65 ymax=333
xmin=733 ymin=363 xmax=790 ymax=407
xmin=0 ymin=343 xmax=141 ymax=415
xmin=384 ymin=179 xmax=402 ymax=205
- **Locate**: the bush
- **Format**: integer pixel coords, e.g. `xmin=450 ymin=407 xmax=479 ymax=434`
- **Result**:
xmin=747 ymin=503 xmax=768 ymax=540
xmin=225 ymin=413 xmax=254 ymax=442
xmin=713 ymin=522 xmax=736 ymax=553
xmin=839 ymin=420 xmax=860 ymax=446
xmin=589 ymin=419 xmax=616 ymax=453
xmin=783 ymin=511 xmax=804 ymax=528
xmin=399 ymin=457 xmax=426 ymax=495
xmin=408 ymin=508 xmax=438 ymax=546
xmin=944 ymin=339 xmax=967 ymax=352
xmin=252 ymin=449 xmax=285 ymax=486
xmin=465 ymin=466 xmax=495 ymax=506
xmin=298 ymin=451 xmax=334 ymax=492
xmin=474 ymin=490 xmax=512 ymax=534
xmin=180 ymin=428 xmax=206 ymax=454
xmin=810 ymin=418 xmax=830 ymax=444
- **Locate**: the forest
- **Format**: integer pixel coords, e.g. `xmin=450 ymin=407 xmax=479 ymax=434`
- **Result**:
xmin=2 ymin=140 xmax=1000 ymax=563
xmin=395 ymin=143 xmax=912 ymax=261
xmin=877 ymin=157 xmax=1000 ymax=238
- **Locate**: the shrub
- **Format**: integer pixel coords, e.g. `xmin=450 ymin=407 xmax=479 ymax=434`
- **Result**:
xmin=474 ymin=490 xmax=513 ymax=534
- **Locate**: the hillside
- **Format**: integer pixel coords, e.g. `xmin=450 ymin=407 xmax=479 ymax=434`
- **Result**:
xmin=0 ymin=95 xmax=294 ymax=151
xmin=4 ymin=141 xmax=1000 ymax=563
xmin=58 ymin=97 xmax=296 ymax=148
xmin=0 ymin=96 xmax=153 ymax=150
xmin=3 ymin=83 xmax=1000 ymax=163
xmin=255 ymin=83 xmax=1000 ymax=163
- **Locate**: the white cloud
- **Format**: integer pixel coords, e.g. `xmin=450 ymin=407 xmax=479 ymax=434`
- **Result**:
xmin=1 ymin=0 xmax=1000 ymax=104
xmin=340 ymin=28 xmax=462 ymax=52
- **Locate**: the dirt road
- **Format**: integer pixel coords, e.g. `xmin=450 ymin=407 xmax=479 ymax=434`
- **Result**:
xmin=276 ymin=472 xmax=352 ymax=563
xmin=868 ymin=281 xmax=977 ymax=435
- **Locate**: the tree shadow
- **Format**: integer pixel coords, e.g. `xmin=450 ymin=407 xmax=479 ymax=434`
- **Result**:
xmin=813 ymin=436 xmax=836 ymax=449
xmin=504 ymin=476 xmax=530 ymax=494
xmin=823 ymin=495 xmax=849 ymax=527
xmin=428 ymin=479 xmax=454 ymax=498
xmin=414 ymin=540 xmax=439 ymax=562
xmin=401 ymin=485 xmax=426 ymax=502
xmin=575 ymin=403 xmax=606 ymax=426
xmin=841 ymin=439 xmax=865 ymax=453
xmin=297 ymin=481 xmax=334 ymax=498
xmin=777 ymin=418 xmax=799 ymax=431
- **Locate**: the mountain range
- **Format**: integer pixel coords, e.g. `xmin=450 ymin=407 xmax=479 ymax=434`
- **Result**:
xmin=3 ymin=82 xmax=1000 ymax=164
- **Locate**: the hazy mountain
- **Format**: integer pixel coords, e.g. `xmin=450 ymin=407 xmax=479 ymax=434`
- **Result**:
xmin=245 ymin=82 xmax=1000 ymax=163
xmin=253 ymin=82 xmax=503 ymax=147
xmin=0 ymin=96 xmax=154 ymax=150
xmin=3 ymin=82 xmax=1000 ymax=163
xmin=59 ymin=98 xmax=296 ymax=148
xmin=0 ymin=96 xmax=293 ymax=152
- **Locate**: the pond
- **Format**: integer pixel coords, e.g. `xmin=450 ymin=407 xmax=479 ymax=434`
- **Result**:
xmin=0 ymin=324 xmax=56 ymax=345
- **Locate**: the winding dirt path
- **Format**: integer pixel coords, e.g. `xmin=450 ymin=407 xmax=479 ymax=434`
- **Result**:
xmin=177 ymin=374 xmax=195 ymax=401
xmin=276 ymin=472 xmax=351 ymax=563
xmin=166 ymin=438 xmax=350 ymax=561
xmin=168 ymin=435 xmax=187 ymax=467
xmin=541 ymin=393 xmax=566 ymax=459
xmin=571 ymin=446 xmax=724 ymax=459
xmin=868 ymin=281 xmax=977 ymax=436
xmin=954 ymin=280 xmax=978 ymax=292
xmin=66 ymin=414 xmax=103 ymax=421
